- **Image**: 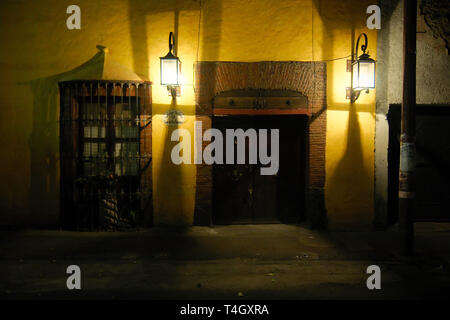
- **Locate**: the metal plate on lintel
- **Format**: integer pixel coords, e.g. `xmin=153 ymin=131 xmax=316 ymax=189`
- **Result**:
xmin=213 ymin=89 xmax=308 ymax=110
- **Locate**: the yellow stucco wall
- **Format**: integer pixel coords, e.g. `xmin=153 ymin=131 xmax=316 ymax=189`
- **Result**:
xmin=0 ymin=0 xmax=376 ymax=229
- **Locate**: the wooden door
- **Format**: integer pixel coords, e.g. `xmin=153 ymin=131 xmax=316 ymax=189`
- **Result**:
xmin=213 ymin=115 xmax=306 ymax=224
xmin=213 ymin=116 xmax=255 ymax=223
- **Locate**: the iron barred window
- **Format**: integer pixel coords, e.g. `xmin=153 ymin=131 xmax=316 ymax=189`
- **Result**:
xmin=59 ymin=81 xmax=152 ymax=230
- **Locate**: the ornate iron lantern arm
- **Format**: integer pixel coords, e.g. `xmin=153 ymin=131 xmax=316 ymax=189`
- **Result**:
xmin=348 ymin=32 xmax=375 ymax=102
xmin=354 ymin=33 xmax=368 ymax=60
xmin=169 ymin=32 xmax=175 ymax=55
xmin=160 ymin=32 xmax=181 ymax=96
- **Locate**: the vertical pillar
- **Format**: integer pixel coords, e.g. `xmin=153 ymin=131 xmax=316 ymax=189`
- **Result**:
xmin=399 ymin=0 xmax=417 ymax=256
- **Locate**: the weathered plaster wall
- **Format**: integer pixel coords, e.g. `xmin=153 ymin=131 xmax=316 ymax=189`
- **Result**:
xmin=375 ymin=0 xmax=450 ymax=227
xmin=0 ymin=0 xmax=376 ymax=229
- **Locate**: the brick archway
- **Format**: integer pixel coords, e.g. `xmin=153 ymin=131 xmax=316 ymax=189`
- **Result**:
xmin=193 ymin=61 xmax=327 ymax=228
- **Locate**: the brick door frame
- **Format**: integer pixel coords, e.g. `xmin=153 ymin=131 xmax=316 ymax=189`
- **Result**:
xmin=193 ymin=61 xmax=327 ymax=228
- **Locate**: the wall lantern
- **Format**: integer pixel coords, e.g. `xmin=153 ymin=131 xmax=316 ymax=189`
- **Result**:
xmin=160 ymin=32 xmax=181 ymax=97
xmin=347 ymin=33 xmax=376 ymax=103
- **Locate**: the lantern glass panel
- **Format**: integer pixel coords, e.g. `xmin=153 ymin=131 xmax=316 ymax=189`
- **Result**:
xmin=352 ymin=60 xmax=375 ymax=90
xmin=160 ymin=58 xmax=179 ymax=86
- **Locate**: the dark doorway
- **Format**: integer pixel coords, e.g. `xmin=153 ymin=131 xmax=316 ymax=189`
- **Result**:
xmin=387 ymin=105 xmax=450 ymax=224
xmin=212 ymin=115 xmax=307 ymax=224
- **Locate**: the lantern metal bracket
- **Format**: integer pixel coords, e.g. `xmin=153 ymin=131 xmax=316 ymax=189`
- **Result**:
xmin=346 ymin=87 xmax=369 ymax=103
xmin=167 ymin=85 xmax=181 ymax=97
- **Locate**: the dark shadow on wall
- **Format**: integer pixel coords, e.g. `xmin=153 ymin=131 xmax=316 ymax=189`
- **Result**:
xmin=27 ymin=76 xmax=60 ymax=227
xmin=124 ymin=1 xmax=206 ymax=293
xmin=129 ymin=4 xmax=149 ymax=80
xmin=128 ymin=0 xmax=200 ymax=83
xmin=326 ymin=103 xmax=368 ymax=228
xmin=315 ymin=0 xmax=371 ymax=229
xmin=128 ymin=0 xmax=204 ymax=226
xmin=23 ymin=50 xmax=111 ymax=227
xmin=153 ymin=96 xmax=185 ymax=226
xmin=128 ymin=0 xmax=200 ymax=80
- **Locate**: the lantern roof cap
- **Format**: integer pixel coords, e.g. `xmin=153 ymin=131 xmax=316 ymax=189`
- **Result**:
xmin=357 ymin=52 xmax=375 ymax=62
xmin=59 ymin=45 xmax=148 ymax=83
xmin=160 ymin=51 xmax=179 ymax=60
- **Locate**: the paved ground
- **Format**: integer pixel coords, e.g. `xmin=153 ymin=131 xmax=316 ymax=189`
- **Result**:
xmin=1 ymin=223 xmax=450 ymax=299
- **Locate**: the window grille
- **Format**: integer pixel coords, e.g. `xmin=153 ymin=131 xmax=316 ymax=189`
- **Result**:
xmin=59 ymin=81 xmax=152 ymax=230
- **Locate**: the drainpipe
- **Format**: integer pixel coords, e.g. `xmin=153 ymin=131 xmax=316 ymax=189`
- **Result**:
xmin=398 ymin=0 xmax=417 ymax=256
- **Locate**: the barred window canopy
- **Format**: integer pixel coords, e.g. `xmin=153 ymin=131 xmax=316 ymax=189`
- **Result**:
xmin=58 ymin=46 xmax=152 ymax=231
